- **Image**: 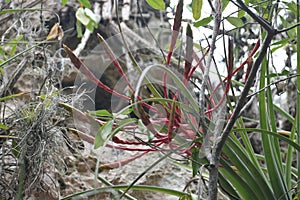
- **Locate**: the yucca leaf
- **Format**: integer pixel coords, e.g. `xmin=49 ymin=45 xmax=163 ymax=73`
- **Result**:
xmin=232 ymin=128 xmax=300 ymax=151
xmin=219 ymin=159 xmax=258 ymax=199
xmin=259 ymin=57 xmax=289 ymax=199
xmin=223 ymin=137 xmax=275 ymax=199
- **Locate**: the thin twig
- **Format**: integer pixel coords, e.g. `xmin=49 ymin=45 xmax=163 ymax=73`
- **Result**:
xmin=199 ymin=0 xmax=221 ymax=140
xmin=136 ymin=0 xmax=166 ymax=62
xmin=209 ymin=23 xmax=275 ymax=200
xmin=231 ymin=0 xmax=274 ymax=33
xmin=277 ymin=22 xmax=300 ymax=34
xmin=247 ymin=74 xmax=300 ymax=98
xmin=208 ymin=0 xmax=279 ymax=199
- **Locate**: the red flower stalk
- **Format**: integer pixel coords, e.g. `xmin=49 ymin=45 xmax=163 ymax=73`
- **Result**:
xmin=205 ymin=38 xmax=260 ymax=114
xmin=167 ymin=99 xmax=176 ymax=142
xmin=166 ymin=0 xmax=183 ymax=67
xmin=205 ymin=37 xmax=234 ymax=114
xmin=63 ymin=44 xmax=130 ymax=101
xmin=97 ymin=33 xmax=135 ymax=93
xmin=184 ymin=24 xmax=193 ymax=83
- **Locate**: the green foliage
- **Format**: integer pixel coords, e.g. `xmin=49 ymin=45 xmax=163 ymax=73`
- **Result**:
xmin=75 ymin=7 xmax=100 ymax=37
xmin=78 ymin=0 xmax=91 ymax=8
xmin=61 ymin=0 xmax=96 ymax=37
xmin=0 ymin=93 xmax=24 ymax=102
xmin=194 ymin=16 xmax=213 ymax=27
xmin=145 ymin=0 xmax=165 ymax=10
xmin=0 ymin=35 xmax=23 ymax=64
xmin=94 ymin=120 xmax=113 ymax=149
xmin=61 ymin=0 xmax=300 ymax=199
xmin=226 ymin=16 xmax=244 ymax=27
xmin=61 ymin=184 xmax=192 ymax=200
xmin=61 ymin=0 xmax=68 ymax=5
xmin=192 ymin=0 xmax=202 ymax=20
xmin=89 ymin=109 xmax=113 ymax=118
xmin=222 ymin=0 xmax=230 ymax=11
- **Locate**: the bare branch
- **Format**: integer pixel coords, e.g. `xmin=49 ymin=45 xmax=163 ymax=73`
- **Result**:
xmin=277 ymin=22 xmax=300 ymax=34
xmin=232 ymin=0 xmax=274 ymax=33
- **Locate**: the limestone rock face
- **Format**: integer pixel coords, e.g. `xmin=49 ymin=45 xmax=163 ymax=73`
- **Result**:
xmin=0 ymin=0 xmax=171 ymax=112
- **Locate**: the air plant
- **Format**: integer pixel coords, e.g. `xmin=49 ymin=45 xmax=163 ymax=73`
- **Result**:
xmin=63 ymin=0 xmax=300 ymax=199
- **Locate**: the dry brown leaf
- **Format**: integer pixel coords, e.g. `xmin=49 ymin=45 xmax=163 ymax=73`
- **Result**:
xmin=46 ymin=23 xmax=64 ymax=41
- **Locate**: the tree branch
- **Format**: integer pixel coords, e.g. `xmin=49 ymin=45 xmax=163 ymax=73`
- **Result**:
xmin=232 ymin=0 xmax=274 ymax=33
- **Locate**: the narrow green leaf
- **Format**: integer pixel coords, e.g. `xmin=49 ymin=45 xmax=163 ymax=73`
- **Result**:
xmin=227 ymin=17 xmax=244 ymax=27
xmin=0 ymin=93 xmax=24 ymax=101
xmin=0 ymin=123 xmax=8 ymax=130
xmin=61 ymin=0 xmax=68 ymax=4
xmin=0 ymin=8 xmax=40 ymax=14
xmin=286 ymin=2 xmax=297 ymax=13
xmin=61 ymin=184 xmax=191 ymax=200
xmin=78 ymin=0 xmax=91 ymax=8
xmin=194 ymin=16 xmax=213 ymax=27
xmin=119 ymin=107 xmax=133 ymax=115
xmin=218 ymin=173 xmax=239 ymax=199
xmin=94 ymin=120 xmax=113 ymax=149
xmin=101 ymin=120 xmax=113 ymax=140
xmin=86 ymin=21 xmax=94 ymax=32
xmin=259 ymin=57 xmax=289 ymax=199
xmin=0 ymin=44 xmax=38 ymax=68
xmin=271 ymin=38 xmax=290 ymax=46
xmin=89 ymin=109 xmax=112 ymax=117
xmin=145 ymin=0 xmax=165 ymax=10
xmin=12 ymin=140 xmax=20 ymax=158
xmin=296 ymin=2 xmax=300 ymax=195
xmin=219 ymin=159 xmax=258 ymax=199
xmin=232 ymin=128 xmax=300 ymax=151
xmin=223 ymin=138 xmax=274 ymax=199
xmin=117 ymin=118 xmax=136 ymax=127
xmin=192 ymin=0 xmax=202 ymax=20
xmin=191 ymin=148 xmax=201 ymax=177
xmin=76 ymin=21 xmax=82 ymax=38
xmin=8 ymin=35 xmax=23 ymax=56
xmin=94 ymin=127 xmax=104 ymax=149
